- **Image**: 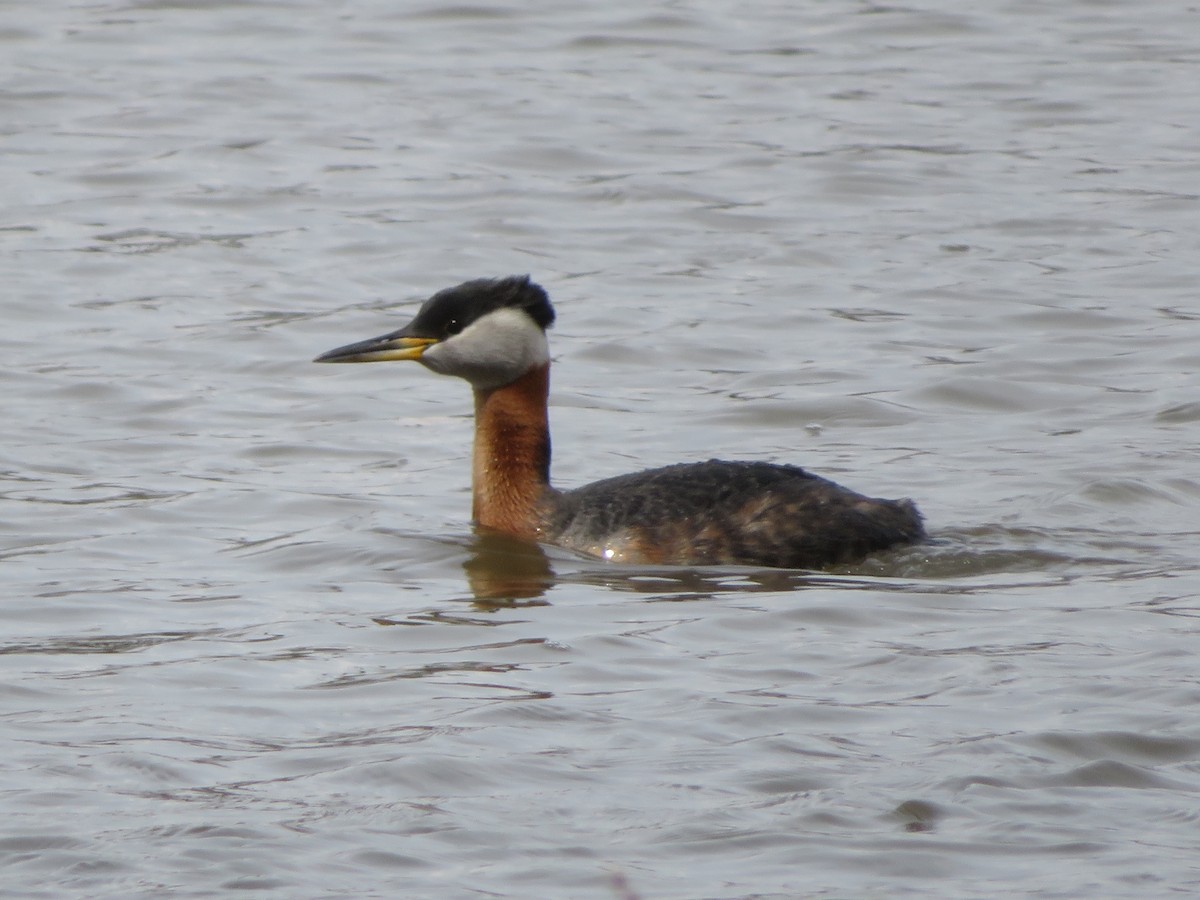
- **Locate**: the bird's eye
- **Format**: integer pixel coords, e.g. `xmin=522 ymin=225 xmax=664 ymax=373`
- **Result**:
xmin=445 ymin=318 xmax=462 ymax=336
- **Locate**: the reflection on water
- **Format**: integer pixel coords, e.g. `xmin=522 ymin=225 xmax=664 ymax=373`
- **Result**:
xmin=461 ymin=531 xmax=557 ymax=602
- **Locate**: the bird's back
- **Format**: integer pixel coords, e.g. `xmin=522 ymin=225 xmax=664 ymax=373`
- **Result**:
xmin=543 ymin=460 xmax=923 ymax=568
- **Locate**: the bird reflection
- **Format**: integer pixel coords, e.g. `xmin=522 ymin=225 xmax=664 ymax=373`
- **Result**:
xmin=462 ymin=530 xmax=557 ymax=604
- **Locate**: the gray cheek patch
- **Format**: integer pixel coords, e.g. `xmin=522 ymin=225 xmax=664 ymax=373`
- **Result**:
xmin=422 ymin=309 xmax=549 ymax=391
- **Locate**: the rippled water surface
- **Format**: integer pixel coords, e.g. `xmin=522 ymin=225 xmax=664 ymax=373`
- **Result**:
xmin=4 ymin=1 xmax=1200 ymax=897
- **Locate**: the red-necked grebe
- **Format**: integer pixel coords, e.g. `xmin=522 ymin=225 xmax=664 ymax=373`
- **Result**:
xmin=315 ymin=276 xmax=924 ymax=568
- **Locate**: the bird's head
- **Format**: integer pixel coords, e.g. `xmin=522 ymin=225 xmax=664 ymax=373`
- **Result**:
xmin=315 ymin=275 xmax=555 ymax=390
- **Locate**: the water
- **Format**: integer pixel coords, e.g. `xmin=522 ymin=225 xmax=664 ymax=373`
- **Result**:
xmin=3 ymin=1 xmax=1199 ymax=896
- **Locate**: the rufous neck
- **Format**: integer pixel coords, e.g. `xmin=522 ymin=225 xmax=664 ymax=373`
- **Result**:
xmin=471 ymin=363 xmax=552 ymax=537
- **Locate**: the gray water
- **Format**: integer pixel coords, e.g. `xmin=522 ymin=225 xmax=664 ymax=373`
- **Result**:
xmin=3 ymin=1 xmax=1199 ymax=897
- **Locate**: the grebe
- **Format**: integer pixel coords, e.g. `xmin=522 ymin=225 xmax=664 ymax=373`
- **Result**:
xmin=315 ymin=276 xmax=924 ymax=568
